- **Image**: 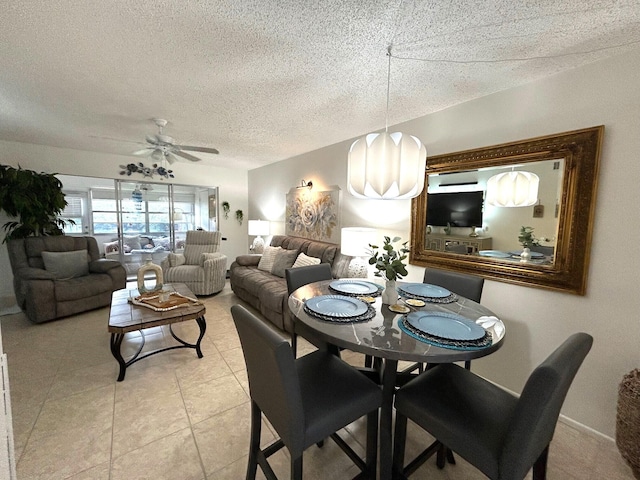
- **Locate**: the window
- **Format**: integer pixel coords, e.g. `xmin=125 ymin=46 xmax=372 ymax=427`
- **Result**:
xmin=61 ymin=194 xmax=85 ymax=234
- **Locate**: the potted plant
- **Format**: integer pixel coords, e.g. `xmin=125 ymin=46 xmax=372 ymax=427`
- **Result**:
xmin=368 ymin=236 xmax=409 ymax=304
xmin=0 ymin=165 xmax=73 ymax=242
xmin=518 ymin=226 xmax=540 ymax=249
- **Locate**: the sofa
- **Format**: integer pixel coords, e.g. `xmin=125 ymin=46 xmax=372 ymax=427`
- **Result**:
xmin=8 ymin=235 xmax=126 ymax=323
xmin=229 ymin=235 xmax=357 ymax=336
xmin=103 ymin=235 xmax=185 ymax=275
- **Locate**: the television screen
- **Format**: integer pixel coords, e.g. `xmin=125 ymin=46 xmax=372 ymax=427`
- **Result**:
xmin=426 ymin=191 xmax=484 ymax=227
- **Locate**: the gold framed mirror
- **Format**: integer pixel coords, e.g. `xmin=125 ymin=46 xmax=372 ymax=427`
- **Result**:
xmin=410 ymin=126 xmax=603 ymax=295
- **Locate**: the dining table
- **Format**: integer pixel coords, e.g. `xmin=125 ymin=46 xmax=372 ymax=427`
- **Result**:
xmin=288 ymin=278 xmax=506 ymax=480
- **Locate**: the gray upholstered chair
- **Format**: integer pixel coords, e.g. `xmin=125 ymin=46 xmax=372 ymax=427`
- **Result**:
xmin=8 ymin=235 xmax=126 ymax=323
xmin=160 ymin=230 xmax=227 ymax=295
xmin=285 ymin=263 xmax=333 ymax=356
xmin=392 ymin=333 xmax=593 ymax=479
xmin=423 ymin=266 xmax=484 ymax=303
xmin=231 ymin=304 xmax=382 ymax=480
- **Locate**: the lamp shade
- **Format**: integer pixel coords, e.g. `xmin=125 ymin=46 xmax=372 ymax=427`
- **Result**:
xmin=248 ymin=220 xmax=270 ymax=236
xmin=341 ymin=227 xmax=377 ymax=257
xmin=486 ymin=171 xmax=540 ymax=207
xmin=348 ymin=132 xmax=427 ymax=200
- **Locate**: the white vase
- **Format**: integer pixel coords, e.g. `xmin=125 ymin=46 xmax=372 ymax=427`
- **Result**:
xmin=381 ymin=280 xmax=398 ymax=305
xmin=137 ymin=258 xmax=164 ymax=294
xmin=520 ymin=247 xmax=532 ymax=262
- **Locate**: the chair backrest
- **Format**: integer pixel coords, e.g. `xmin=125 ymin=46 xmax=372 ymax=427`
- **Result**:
xmin=500 ymin=332 xmax=593 ymax=479
xmin=183 ymin=230 xmax=220 ymax=265
xmin=231 ymin=304 xmax=305 ymax=450
xmin=530 ymin=245 xmax=554 ymax=257
xmin=423 ymin=267 xmax=484 ymax=303
xmin=285 ymin=263 xmax=333 ymax=295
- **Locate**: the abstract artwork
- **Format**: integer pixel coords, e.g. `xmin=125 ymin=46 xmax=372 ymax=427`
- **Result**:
xmin=285 ymin=186 xmax=340 ymax=243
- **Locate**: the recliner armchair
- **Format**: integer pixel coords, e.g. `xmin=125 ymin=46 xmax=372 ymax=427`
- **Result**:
xmin=8 ymin=235 xmax=126 ymax=323
xmin=160 ymin=230 xmax=227 ymax=295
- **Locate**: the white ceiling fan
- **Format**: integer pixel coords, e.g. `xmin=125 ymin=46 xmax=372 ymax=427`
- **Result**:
xmin=133 ymin=118 xmax=219 ymax=164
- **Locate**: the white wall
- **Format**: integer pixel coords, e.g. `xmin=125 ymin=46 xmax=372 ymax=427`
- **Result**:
xmin=248 ymin=47 xmax=640 ymax=438
xmin=0 ymin=141 xmax=249 ymax=300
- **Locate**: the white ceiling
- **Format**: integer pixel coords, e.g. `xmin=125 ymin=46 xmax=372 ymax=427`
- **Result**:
xmin=1 ymin=1 xmax=639 ymax=171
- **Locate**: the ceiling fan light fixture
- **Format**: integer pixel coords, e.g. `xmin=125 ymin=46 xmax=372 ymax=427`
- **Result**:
xmin=486 ymin=171 xmax=540 ymax=207
xmin=347 ymin=46 xmax=426 ymax=200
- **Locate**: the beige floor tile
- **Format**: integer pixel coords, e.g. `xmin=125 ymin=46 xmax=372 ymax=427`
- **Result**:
xmin=64 ymin=461 xmax=111 ymax=480
xmin=115 ymin=363 xmax=180 ymax=405
xmin=174 ymin=349 xmax=232 ymax=390
xmin=47 ymin=361 xmax=117 ymax=400
xmin=110 ymin=428 xmax=205 ymax=480
xmin=219 ymin=345 xmax=246 ymax=372
xmin=181 ymin=373 xmax=249 ymax=424
xmin=112 ymin=390 xmax=191 ymax=458
xmin=17 ymin=424 xmax=112 ymax=480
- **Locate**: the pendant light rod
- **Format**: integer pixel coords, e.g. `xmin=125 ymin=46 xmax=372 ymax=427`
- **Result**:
xmin=385 ymin=45 xmax=392 ymax=132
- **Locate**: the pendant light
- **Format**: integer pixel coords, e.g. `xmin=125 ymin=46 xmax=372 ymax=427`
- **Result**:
xmin=486 ymin=170 xmax=539 ymax=207
xmin=348 ymin=46 xmax=427 ymax=200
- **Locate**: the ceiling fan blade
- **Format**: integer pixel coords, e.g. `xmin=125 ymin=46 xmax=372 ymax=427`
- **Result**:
xmin=146 ymin=134 xmax=160 ymax=145
xmin=176 ymin=145 xmax=219 ymax=155
xmin=132 ymin=148 xmax=153 ymax=156
xmin=173 ymin=150 xmax=202 ymax=162
xmin=165 ymin=152 xmax=178 ymax=164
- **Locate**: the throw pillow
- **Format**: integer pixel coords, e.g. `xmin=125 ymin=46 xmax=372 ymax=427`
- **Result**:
xmin=184 ymin=244 xmax=217 ymax=265
xmin=257 ymin=246 xmax=282 ymax=272
xmin=271 ymin=249 xmax=299 ymax=278
xmin=42 ymin=250 xmax=89 ymax=280
xmin=292 ymin=252 xmax=321 ymax=269
xmin=123 ymin=235 xmax=141 ymax=251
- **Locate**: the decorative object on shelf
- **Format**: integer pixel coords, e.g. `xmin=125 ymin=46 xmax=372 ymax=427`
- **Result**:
xmin=137 ymin=256 xmax=164 ymax=294
xmin=617 ymin=368 xmax=640 ymax=479
xmin=235 ymin=209 xmax=244 ymax=225
xmin=0 ymin=164 xmax=73 ymax=241
xmin=296 ymin=179 xmax=313 ymax=190
xmin=248 ymin=220 xmax=270 ymax=254
xmin=469 ymin=226 xmax=479 ymax=237
xmin=119 ymin=162 xmax=174 ymax=180
xmin=518 ymin=226 xmax=541 ymax=249
xmin=341 ymin=227 xmax=377 ymax=278
xmin=347 ymin=46 xmax=426 ymax=200
xmin=486 ymin=170 xmax=539 ymax=207
xmin=520 ymin=247 xmax=532 ymax=262
xmin=286 ymin=185 xmax=340 ymax=243
xmin=443 ymin=222 xmax=452 ymax=235
xmin=368 ymin=236 xmax=409 ymax=304
xmin=222 ymin=201 xmax=230 ymax=219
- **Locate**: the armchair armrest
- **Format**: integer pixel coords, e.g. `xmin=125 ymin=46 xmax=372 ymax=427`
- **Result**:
xmin=89 ymin=259 xmax=123 ymax=273
xmin=165 ymin=253 xmax=186 ymax=268
xmin=14 ymin=267 xmax=55 ymax=281
xmin=234 ymin=254 xmax=261 ymax=267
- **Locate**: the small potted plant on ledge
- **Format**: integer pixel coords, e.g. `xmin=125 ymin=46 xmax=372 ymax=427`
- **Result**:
xmin=368 ymin=236 xmax=409 ymax=304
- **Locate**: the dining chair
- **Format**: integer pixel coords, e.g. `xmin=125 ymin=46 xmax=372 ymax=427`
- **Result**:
xmin=285 ymin=263 xmax=333 ymax=356
xmin=231 ymin=304 xmax=383 ymax=480
xmin=392 ymin=332 xmax=593 ymax=480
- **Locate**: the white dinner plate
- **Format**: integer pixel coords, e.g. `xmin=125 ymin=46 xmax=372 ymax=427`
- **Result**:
xmin=508 ymin=250 xmax=545 ymax=259
xmin=405 ymin=311 xmax=486 ymax=340
xmin=479 ymin=250 xmax=512 ymax=258
xmin=305 ymin=295 xmax=368 ymax=318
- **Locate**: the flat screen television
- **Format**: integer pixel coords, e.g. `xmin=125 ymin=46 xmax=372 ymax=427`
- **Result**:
xmin=426 ymin=191 xmax=484 ymax=227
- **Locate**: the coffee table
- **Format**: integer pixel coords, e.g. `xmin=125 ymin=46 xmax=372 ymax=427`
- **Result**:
xmin=108 ymin=283 xmax=206 ymax=381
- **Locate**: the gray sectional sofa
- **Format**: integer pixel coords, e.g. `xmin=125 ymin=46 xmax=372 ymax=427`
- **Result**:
xmin=229 ymin=235 xmax=355 ymax=336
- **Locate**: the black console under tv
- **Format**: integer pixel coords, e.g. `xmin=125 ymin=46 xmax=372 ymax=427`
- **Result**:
xmin=426 ymin=190 xmax=484 ymax=227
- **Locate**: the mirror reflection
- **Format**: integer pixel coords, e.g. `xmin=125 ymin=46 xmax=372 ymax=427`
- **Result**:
xmin=424 ymin=158 xmax=564 ymax=266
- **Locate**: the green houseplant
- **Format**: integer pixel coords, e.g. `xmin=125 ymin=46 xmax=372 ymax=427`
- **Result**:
xmin=0 ymin=165 xmax=72 ymax=242
xmin=518 ymin=226 xmax=541 ymax=249
xmin=368 ymin=236 xmax=410 ymax=304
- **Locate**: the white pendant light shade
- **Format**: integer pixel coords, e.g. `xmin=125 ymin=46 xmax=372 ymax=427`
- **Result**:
xmin=348 ymin=131 xmax=427 ymax=199
xmin=486 ymin=171 xmax=540 ymax=207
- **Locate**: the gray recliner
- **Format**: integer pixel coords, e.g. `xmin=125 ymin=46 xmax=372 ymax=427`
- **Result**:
xmin=8 ymin=235 xmax=126 ymax=323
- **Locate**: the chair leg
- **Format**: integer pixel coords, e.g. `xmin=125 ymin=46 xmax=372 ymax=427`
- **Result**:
xmin=436 ymin=444 xmax=446 ymax=469
xmin=291 ymin=333 xmax=297 ymax=358
xmin=364 ymin=354 xmax=373 ymax=368
xmin=533 ymin=445 xmax=549 ymax=480
xmin=291 ymin=455 xmax=303 ymax=480
xmin=392 ymin=411 xmax=408 ymax=478
xmin=365 ymin=410 xmax=379 ymax=478
xmin=247 ymin=401 xmax=261 ymax=480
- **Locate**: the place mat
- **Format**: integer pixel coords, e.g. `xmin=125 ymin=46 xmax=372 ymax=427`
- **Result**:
xmin=329 ymin=282 xmax=383 ymax=298
xmin=303 ymin=303 xmax=376 ymax=323
xmin=129 ymin=291 xmax=200 ymax=312
xmin=399 ymin=316 xmax=493 ymax=350
xmin=398 ymin=289 xmax=457 ymax=304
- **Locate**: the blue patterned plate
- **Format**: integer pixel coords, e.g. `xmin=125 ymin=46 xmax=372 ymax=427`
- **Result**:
xmin=479 ymin=250 xmax=512 ymax=258
xmin=398 ymin=283 xmax=451 ymax=298
xmin=305 ymin=295 xmax=369 ymax=318
xmin=329 ymin=279 xmax=379 ymax=295
xmin=508 ymin=250 xmax=545 ymax=259
xmin=405 ymin=311 xmax=486 ymax=341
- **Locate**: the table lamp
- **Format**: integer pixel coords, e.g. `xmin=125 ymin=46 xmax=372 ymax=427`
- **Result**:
xmin=248 ymin=220 xmax=270 ymax=254
xmin=341 ymin=227 xmax=376 ymax=277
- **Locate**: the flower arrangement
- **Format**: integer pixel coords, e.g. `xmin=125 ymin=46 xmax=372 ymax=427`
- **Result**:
xmin=368 ymin=236 xmax=409 ymax=281
xmin=518 ymin=226 xmax=541 ymax=249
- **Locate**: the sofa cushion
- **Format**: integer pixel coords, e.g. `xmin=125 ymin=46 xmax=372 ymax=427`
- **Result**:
xmin=42 ymin=250 xmax=89 ymax=280
xmin=292 ymin=252 xmax=321 ymax=268
xmin=123 ymin=235 xmax=141 ymax=250
xmin=258 ymin=246 xmax=281 ymax=272
xmin=54 ymin=274 xmax=114 ymax=302
xmin=271 ymin=249 xmax=299 ymax=278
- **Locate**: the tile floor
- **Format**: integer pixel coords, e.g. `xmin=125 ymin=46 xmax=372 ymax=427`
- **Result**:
xmin=1 ymin=282 xmax=635 ymax=479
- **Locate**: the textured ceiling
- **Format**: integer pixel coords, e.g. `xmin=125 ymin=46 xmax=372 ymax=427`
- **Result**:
xmin=1 ymin=0 xmax=639 ymax=171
